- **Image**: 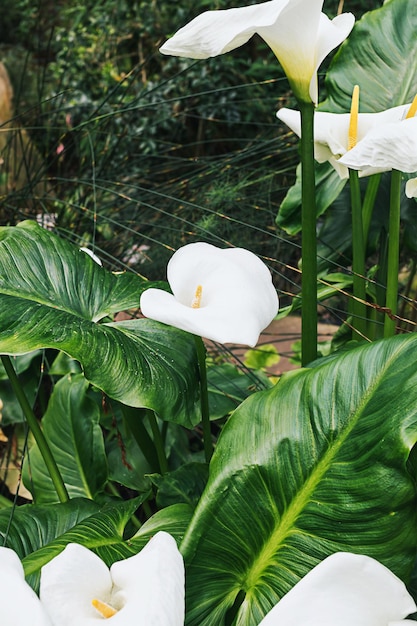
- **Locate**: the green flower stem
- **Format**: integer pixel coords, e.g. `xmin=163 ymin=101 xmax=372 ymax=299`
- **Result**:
xmin=0 ymin=355 xmax=69 ymax=503
xmin=194 ymin=336 xmax=213 ymax=463
xmin=349 ymin=169 xmax=367 ymax=339
xmin=362 ymin=173 xmax=381 ymax=242
xmin=374 ymin=229 xmax=389 ymax=339
xmin=147 ymin=410 xmax=169 ymax=475
xmin=384 ymin=170 xmax=402 ymax=337
xmin=299 ymin=101 xmax=318 ymax=366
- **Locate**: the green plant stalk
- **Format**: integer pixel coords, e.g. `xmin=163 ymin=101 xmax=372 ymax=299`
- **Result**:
xmin=349 ymin=169 xmax=367 ymax=339
xmin=362 ymin=173 xmax=381 ymax=242
xmin=299 ymin=101 xmax=318 ymax=366
xmin=384 ymin=170 xmax=402 ymax=337
xmin=373 ymin=229 xmax=389 ymax=340
xmin=0 ymin=355 xmax=69 ymax=503
xmin=147 ymin=410 xmax=169 ymax=474
xmin=194 ymin=336 xmax=213 ymax=463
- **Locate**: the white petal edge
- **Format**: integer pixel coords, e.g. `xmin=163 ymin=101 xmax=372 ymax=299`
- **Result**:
xmin=258 ymin=0 xmax=323 ymax=103
xmin=257 ymin=552 xmax=416 ymax=626
xmin=159 ymin=0 xmax=353 ymax=104
xmin=310 ymin=12 xmax=354 ymax=102
xmin=277 ymin=104 xmax=414 ymax=178
xmin=160 ymin=0 xmax=292 ymax=59
xmin=0 ymin=546 xmax=52 ymax=625
xmin=339 ymin=117 xmax=417 ymax=173
xmin=140 ymin=243 xmax=278 ymax=346
xmin=40 ymin=543 xmax=113 ymax=625
xmin=141 ymin=288 xmax=269 ymax=345
xmin=110 ymin=531 xmax=185 ymax=625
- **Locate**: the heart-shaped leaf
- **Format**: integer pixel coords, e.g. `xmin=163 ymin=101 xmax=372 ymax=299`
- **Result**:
xmin=323 ymin=0 xmax=417 ymax=113
xmin=0 ymin=221 xmax=200 ymax=426
xmin=181 ymin=335 xmax=417 ymax=625
xmin=0 ymin=498 xmax=99 ymax=562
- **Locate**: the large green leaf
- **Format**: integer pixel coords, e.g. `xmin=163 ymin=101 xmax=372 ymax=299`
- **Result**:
xmin=323 ymin=0 xmax=417 ymax=113
xmin=181 ymin=335 xmax=417 ymax=625
xmin=23 ymin=374 xmax=108 ymax=503
xmin=22 ymin=497 xmax=144 ymax=578
xmin=131 ymin=502 xmax=195 ymax=549
xmin=0 ymin=221 xmax=200 ymax=426
xmin=0 ymin=498 xmax=98 ymax=561
xmin=0 ymin=496 xmax=164 ymax=591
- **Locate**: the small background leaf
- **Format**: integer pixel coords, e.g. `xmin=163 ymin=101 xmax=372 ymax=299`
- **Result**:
xmin=23 ymin=373 xmax=108 ymax=503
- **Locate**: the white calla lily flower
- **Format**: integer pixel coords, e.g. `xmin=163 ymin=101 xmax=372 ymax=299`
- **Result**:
xmin=160 ymin=0 xmax=354 ymax=104
xmin=257 ymin=552 xmax=416 ymax=626
xmin=140 ymin=242 xmax=279 ymax=346
xmin=339 ymin=116 xmax=417 ymax=176
xmin=0 ymin=546 xmax=52 ymax=625
xmin=40 ymin=532 xmax=184 ymax=625
xmin=277 ymin=103 xmax=415 ymax=178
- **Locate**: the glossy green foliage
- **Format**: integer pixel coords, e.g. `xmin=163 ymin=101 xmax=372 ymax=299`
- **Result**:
xmin=182 ymin=335 xmax=417 ymax=625
xmin=0 ymin=221 xmax=200 ymax=426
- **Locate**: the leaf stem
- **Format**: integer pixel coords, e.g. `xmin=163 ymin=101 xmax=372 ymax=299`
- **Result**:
xmin=0 ymin=355 xmax=69 ymax=503
xmin=384 ymin=170 xmax=402 ymax=337
xmin=362 ymin=173 xmax=381 ymax=242
xmin=147 ymin=410 xmax=169 ymax=474
xmin=121 ymin=405 xmax=159 ymax=471
xmin=299 ymin=101 xmax=318 ymax=366
xmin=194 ymin=336 xmax=213 ymax=463
xmin=349 ymin=169 xmax=367 ymax=339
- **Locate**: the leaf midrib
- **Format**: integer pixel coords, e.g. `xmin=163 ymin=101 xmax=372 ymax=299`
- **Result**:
xmin=244 ymin=345 xmax=402 ymax=589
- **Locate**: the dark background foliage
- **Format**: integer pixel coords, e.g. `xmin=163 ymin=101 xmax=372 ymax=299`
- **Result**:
xmin=0 ymin=0 xmax=383 ymax=299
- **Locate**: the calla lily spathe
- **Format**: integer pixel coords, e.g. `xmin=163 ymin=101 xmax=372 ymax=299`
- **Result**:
xmin=160 ymin=0 xmax=354 ymax=104
xmin=338 ymin=116 xmax=417 ymax=176
xmin=39 ymin=532 xmax=184 ymax=625
xmin=277 ymin=103 xmax=416 ymax=178
xmin=139 ymin=242 xmax=279 ymax=346
xmin=0 ymin=547 xmax=52 ymax=625
xmin=257 ymin=552 xmax=416 ymax=626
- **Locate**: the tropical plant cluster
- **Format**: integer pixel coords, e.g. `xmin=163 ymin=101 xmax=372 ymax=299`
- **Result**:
xmin=1 ymin=0 xmax=417 ymax=625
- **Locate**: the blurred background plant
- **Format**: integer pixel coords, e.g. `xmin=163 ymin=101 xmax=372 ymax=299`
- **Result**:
xmin=0 ymin=0 xmax=382 ymax=290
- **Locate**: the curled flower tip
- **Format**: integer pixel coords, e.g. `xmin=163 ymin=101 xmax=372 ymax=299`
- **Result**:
xmin=348 ymin=84 xmax=360 ymax=150
xmin=406 ymin=94 xmax=417 ymax=119
xmin=92 ymin=598 xmax=118 ymax=618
